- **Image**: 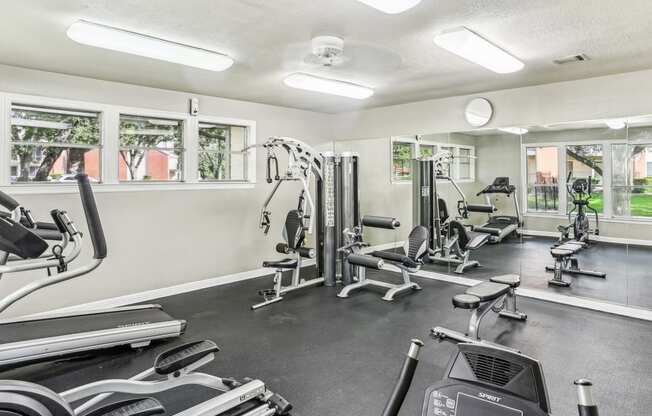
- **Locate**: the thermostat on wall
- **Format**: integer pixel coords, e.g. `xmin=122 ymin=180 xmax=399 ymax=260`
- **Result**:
xmin=189 ymin=98 xmax=199 ymax=116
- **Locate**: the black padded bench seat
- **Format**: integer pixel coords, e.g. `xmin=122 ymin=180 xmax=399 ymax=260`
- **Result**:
xmin=489 ymin=274 xmax=520 ymax=287
xmin=262 ymin=259 xmax=298 ymax=269
xmin=372 ymin=250 xmax=419 ymax=268
xmin=452 ymin=281 xmax=511 ymax=309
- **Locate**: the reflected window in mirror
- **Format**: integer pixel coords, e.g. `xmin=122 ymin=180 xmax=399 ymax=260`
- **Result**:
xmin=391 ymin=139 xmax=415 ymax=182
xmin=566 ymin=144 xmax=604 ymax=214
xmin=526 ymin=146 xmax=560 ymax=213
xmin=612 ymin=143 xmax=652 ymax=218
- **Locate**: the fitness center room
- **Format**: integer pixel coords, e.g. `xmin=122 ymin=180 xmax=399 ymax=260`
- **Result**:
xmin=1 ymin=1 xmax=652 ymax=415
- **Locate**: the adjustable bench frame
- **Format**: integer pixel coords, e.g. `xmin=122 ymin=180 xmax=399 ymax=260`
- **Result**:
xmin=338 ymin=252 xmax=422 ymax=301
xmin=546 ymin=242 xmax=606 ymax=287
xmin=432 ymin=275 xmax=526 ymax=349
xmin=337 ymin=218 xmax=427 ymax=302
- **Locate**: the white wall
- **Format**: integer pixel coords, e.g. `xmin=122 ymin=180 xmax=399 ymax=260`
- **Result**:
xmin=0 ymin=64 xmax=334 ymax=316
xmin=332 ymin=68 xmax=652 ymax=140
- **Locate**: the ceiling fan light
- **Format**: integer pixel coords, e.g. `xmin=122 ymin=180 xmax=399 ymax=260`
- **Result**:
xmin=283 ymin=73 xmax=374 ymax=99
xmin=434 ymin=27 xmax=524 ymax=74
xmin=67 ymin=20 xmax=234 ymax=71
xmin=355 ymin=0 xmax=422 ymax=14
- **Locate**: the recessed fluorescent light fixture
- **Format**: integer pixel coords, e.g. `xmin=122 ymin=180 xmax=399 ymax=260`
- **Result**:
xmin=283 ymin=73 xmax=374 ymax=99
xmin=355 ymin=0 xmax=422 ymax=14
xmin=499 ymin=127 xmax=529 ymax=135
xmin=433 ymin=27 xmax=524 ymax=74
xmin=67 ymin=20 xmax=234 ymax=71
xmin=605 ymin=120 xmax=626 ymax=130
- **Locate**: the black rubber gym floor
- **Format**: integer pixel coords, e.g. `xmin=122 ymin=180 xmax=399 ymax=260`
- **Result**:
xmin=4 ymin=272 xmax=652 ymax=415
xmin=420 ymin=235 xmax=652 ymax=309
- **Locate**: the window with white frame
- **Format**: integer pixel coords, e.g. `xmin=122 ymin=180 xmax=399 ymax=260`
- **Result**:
xmin=390 ymin=137 xmax=476 ymax=183
xmin=10 ymin=104 xmax=101 ymax=183
xmin=391 ymin=139 xmax=415 ymax=181
xmin=523 ymin=140 xmax=652 ymax=219
xmin=198 ymin=122 xmax=248 ymax=181
xmin=566 ymin=144 xmax=604 ymax=214
xmin=612 ymin=143 xmax=652 ymax=218
xmin=118 ymin=115 xmax=184 ymax=182
xmin=2 ymin=94 xmax=257 ymax=191
xmin=525 ymin=146 xmax=560 ymax=213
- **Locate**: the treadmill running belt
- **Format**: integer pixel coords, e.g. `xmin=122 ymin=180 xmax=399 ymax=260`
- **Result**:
xmin=1 ymin=307 xmax=173 ymax=344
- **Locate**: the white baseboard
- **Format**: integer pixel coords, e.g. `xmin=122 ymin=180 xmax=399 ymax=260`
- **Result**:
xmin=520 ymin=229 xmax=652 ymax=247
xmin=43 ymin=241 xmax=405 ymax=316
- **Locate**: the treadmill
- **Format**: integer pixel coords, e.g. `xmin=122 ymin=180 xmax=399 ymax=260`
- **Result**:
xmin=0 ymin=174 xmax=185 ymax=369
xmin=472 ymin=177 xmax=522 ymax=243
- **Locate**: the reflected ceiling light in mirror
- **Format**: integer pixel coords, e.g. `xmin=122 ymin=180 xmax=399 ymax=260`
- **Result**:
xmin=433 ymin=27 xmax=524 ymax=74
xmin=355 ymin=0 xmax=422 ymax=14
xmin=284 ymin=73 xmax=374 ymax=99
xmin=67 ymin=20 xmax=234 ymax=71
xmin=499 ymin=127 xmax=529 ymax=135
xmin=605 ymin=120 xmax=626 ymax=130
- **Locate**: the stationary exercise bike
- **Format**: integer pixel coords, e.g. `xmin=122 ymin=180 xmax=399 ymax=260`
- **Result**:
xmin=558 ymin=171 xmax=600 ymax=244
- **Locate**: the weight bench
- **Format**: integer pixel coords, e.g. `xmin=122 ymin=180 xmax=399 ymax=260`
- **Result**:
xmin=431 ymin=275 xmax=526 ymax=349
xmin=546 ymin=241 xmax=606 ymax=287
xmin=338 ymin=223 xmax=429 ymax=301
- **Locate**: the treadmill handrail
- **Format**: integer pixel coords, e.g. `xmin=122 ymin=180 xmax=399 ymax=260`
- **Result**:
xmin=0 ymin=258 xmax=102 ymax=313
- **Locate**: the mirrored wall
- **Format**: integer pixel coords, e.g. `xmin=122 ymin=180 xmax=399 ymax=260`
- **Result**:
xmin=334 ymin=115 xmax=652 ymax=311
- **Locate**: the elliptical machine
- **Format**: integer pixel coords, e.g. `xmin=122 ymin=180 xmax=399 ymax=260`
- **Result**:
xmin=381 ymin=339 xmax=600 ymax=416
xmin=558 ymin=171 xmax=600 ymax=244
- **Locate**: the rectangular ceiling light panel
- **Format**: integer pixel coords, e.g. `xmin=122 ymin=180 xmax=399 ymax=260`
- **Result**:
xmin=67 ymin=20 xmax=234 ymax=71
xmin=356 ymin=0 xmax=422 ymax=14
xmin=434 ymin=27 xmax=524 ymax=74
xmin=284 ymin=73 xmax=374 ymax=99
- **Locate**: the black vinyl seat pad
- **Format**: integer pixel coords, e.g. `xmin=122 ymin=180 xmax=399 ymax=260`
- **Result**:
xmin=262 ymin=258 xmax=298 ymax=269
xmin=452 ymin=293 xmax=481 ymax=309
xmin=465 ymin=281 xmax=510 ymax=302
xmin=489 ymin=274 xmax=521 ymax=288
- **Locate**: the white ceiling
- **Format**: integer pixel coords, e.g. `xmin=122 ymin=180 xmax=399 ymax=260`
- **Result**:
xmin=3 ymin=0 xmax=652 ymax=113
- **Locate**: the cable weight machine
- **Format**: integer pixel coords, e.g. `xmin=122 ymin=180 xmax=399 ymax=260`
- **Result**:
xmin=249 ymin=138 xmax=360 ymax=308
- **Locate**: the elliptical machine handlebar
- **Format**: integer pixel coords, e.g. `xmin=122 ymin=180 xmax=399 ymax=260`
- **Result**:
xmin=0 ymin=190 xmax=19 ymax=212
xmin=381 ymin=339 xmax=424 ymax=416
xmin=75 ymin=174 xmax=107 ymax=259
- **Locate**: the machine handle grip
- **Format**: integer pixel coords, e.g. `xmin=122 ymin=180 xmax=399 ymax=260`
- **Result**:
xmin=362 ymin=215 xmax=400 ymax=229
xmin=0 ymin=190 xmax=19 ymax=211
xmin=575 ymin=379 xmax=599 ymax=416
xmin=297 ymin=246 xmax=315 ymax=258
xmin=76 ymin=174 xmax=107 ymax=259
xmin=381 ymin=339 xmax=424 ymax=416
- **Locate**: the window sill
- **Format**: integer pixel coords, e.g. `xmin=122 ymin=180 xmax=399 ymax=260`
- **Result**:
xmin=524 ymin=212 xmax=652 ymax=225
xmin=391 ymin=178 xmax=475 ymax=185
xmin=2 ymin=181 xmax=257 ymax=195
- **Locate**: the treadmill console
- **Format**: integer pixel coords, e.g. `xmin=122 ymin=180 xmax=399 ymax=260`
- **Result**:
xmin=480 ymin=177 xmax=516 ymax=195
xmin=422 ymin=344 xmax=551 ymax=416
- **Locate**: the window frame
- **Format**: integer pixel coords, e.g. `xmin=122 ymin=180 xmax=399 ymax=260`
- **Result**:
xmin=389 ymin=136 xmax=476 ymax=184
xmin=118 ymin=113 xmax=186 ymax=183
xmin=196 ymin=116 xmax=255 ymax=183
xmin=518 ymin=138 xmax=652 ymax=222
xmin=0 ymin=92 xmax=257 ymax=194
